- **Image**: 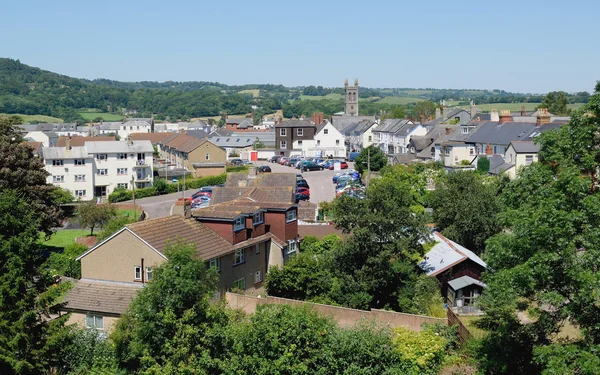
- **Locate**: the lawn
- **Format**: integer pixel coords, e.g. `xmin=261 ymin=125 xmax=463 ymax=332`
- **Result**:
xmin=300 ymin=93 xmax=343 ymax=101
xmin=41 ymin=229 xmax=90 ymax=249
xmin=238 ymin=89 xmax=260 ymax=97
xmin=459 ymin=315 xmax=488 ymax=340
xmin=1 ymin=113 xmax=63 ymax=123
xmin=377 ymin=96 xmax=426 ymax=105
xmin=78 ymin=112 xmax=124 ymax=121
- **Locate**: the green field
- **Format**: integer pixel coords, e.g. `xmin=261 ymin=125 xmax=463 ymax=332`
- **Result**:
xmin=299 ymin=93 xmax=343 ymax=101
xmin=1 ymin=113 xmax=63 ymax=123
xmin=238 ymin=89 xmax=260 ymax=98
xmin=42 ymin=229 xmax=90 ymax=249
xmin=377 ymin=97 xmax=426 ymax=105
xmin=471 ymin=103 xmax=584 ymax=112
xmin=78 ymin=112 xmax=124 ymax=121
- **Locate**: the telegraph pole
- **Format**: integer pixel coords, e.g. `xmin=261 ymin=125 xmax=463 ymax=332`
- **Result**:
xmin=366 ymin=147 xmax=371 ymax=188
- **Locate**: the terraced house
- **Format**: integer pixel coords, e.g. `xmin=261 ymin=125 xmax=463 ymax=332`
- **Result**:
xmin=157 ymin=133 xmax=226 ymax=177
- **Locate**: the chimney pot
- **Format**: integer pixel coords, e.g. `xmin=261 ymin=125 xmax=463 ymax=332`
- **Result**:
xmin=490 ymin=109 xmax=500 ymax=122
xmin=445 ymin=127 xmax=452 ymax=135
xmin=521 ymin=106 xmax=526 ymax=116
xmin=499 ymin=110 xmax=513 ymax=124
xmin=536 ymin=108 xmax=551 ymax=126
xmin=485 ymin=143 xmax=493 ymax=155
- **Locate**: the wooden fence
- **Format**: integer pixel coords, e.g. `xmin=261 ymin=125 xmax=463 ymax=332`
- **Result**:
xmin=447 ymin=307 xmax=473 ymax=345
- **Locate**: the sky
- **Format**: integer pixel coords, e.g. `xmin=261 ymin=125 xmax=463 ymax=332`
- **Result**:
xmin=2 ymin=0 xmax=599 ymax=93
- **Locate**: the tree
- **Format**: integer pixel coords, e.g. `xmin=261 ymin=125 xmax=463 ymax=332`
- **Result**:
xmin=538 ymin=91 xmax=570 ymax=115
xmin=0 ymin=116 xmax=63 ymax=236
xmin=411 ymin=100 xmax=437 ymax=121
xmin=476 ymin=86 xmax=600 ymax=374
xmin=477 ymin=156 xmax=490 ymax=174
xmin=0 ymin=190 xmax=71 ymax=373
xmin=429 ymin=171 xmax=501 ymax=254
xmin=77 ymin=202 xmax=118 ymax=236
xmin=95 ymin=215 xmax=134 ymax=242
xmin=353 ymin=145 xmax=387 ymax=174
xmin=46 ymin=243 xmax=87 ymax=279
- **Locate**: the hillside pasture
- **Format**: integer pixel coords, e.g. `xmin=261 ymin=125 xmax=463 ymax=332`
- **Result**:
xmin=78 ymin=112 xmax=124 ymax=121
xmin=468 ymin=103 xmax=584 ymax=112
xmin=300 ymin=93 xmax=343 ymax=101
xmin=238 ymin=89 xmax=260 ymax=97
xmin=377 ymin=96 xmax=426 ymax=105
xmin=1 ymin=113 xmax=64 ymax=124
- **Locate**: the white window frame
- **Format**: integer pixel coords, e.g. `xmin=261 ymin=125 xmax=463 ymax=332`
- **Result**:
xmin=234 ymin=249 xmax=245 ymax=265
xmin=254 ymin=270 xmax=263 ymax=284
xmin=53 ymin=175 xmax=64 ymax=183
xmin=324 ymin=129 xmax=329 ymax=135
xmin=280 ymin=140 xmax=287 ymax=149
xmin=469 ymin=148 xmax=474 ymax=155
xmin=298 ymin=140 xmax=303 ymax=146
xmin=85 ymin=314 xmax=104 ymax=330
xmin=145 ymin=267 xmax=153 ymax=281
xmin=280 ymin=128 xmax=287 ymax=136
xmin=209 ymin=258 xmax=220 ymax=271
xmin=297 ymin=128 xmax=303 ymax=136
xmin=317 ymin=140 xmax=321 ymax=146
xmin=205 ymin=153 xmax=210 ymax=161
xmin=74 ymin=174 xmax=86 ymax=182
xmin=117 ymin=153 xmax=127 ymax=160
xmin=286 ymin=209 xmax=297 ymax=223
xmin=525 ymin=155 xmax=534 ymax=165
xmin=97 ymin=169 xmax=108 ymax=176
xmin=117 ymin=183 xmax=128 ymax=190
xmin=286 ymin=239 xmax=297 ymax=255
xmin=52 ymin=159 xmax=63 ymax=166
xmin=336 ymin=139 xmax=340 ymax=146
xmin=74 ymin=159 xmax=85 ymax=166
xmin=117 ymin=168 xmax=128 ymax=175
xmin=232 ymin=278 xmax=245 ymax=291
xmin=253 ymin=211 xmax=264 ymax=225
xmin=96 ymin=154 xmax=107 ymax=160
xmin=134 ymin=266 xmax=142 ymax=280
xmin=445 ymin=147 xmax=451 ymax=156
xmin=74 ymin=190 xmax=86 ymax=197
xmin=234 ymin=216 xmax=245 ymax=231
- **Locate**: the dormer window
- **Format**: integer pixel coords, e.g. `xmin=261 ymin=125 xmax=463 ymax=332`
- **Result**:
xmin=234 ymin=216 xmax=245 ymax=231
xmin=253 ymin=211 xmax=264 ymax=225
xmin=286 ymin=210 xmax=297 ymax=223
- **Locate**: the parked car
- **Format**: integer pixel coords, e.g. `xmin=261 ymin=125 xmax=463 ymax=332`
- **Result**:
xmin=279 ymin=157 xmax=289 ymax=165
xmin=294 ymin=160 xmax=303 ymax=169
xmin=301 ymin=161 xmax=324 ymax=172
xmin=286 ymin=158 xmax=298 ymax=166
xmin=229 ymin=158 xmax=243 ymax=166
xmin=192 ymin=186 xmax=213 ymax=199
xmin=328 ymin=161 xmax=349 ymax=170
xmin=268 ymin=155 xmax=281 ymax=163
xmin=257 ymin=165 xmax=271 ymax=173
xmin=332 ymin=171 xmax=360 ymax=183
xmin=243 ymin=160 xmax=253 ymax=165
xmin=346 ymin=151 xmax=361 ymax=162
xmin=191 ymin=195 xmax=211 ymax=209
xmin=296 ymin=173 xmax=303 ymax=179
xmin=296 ymin=179 xmax=310 ymax=189
xmin=296 ymin=187 xmax=310 ymax=196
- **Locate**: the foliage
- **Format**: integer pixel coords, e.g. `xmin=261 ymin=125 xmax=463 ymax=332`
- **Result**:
xmin=49 ymin=187 xmax=74 ymax=205
xmin=538 ymin=91 xmax=571 ymax=115
xmin=152 ymin=178 xmax=168 ymax=195
xmin=46 ymin=243 xmax=87 ymax=278
xmin=301 ymin=234 xmax=342 ymax=255
xmin=225 ymin=165 xmax=249 ymax=173
xmin=62 ymin=329 xmax=121 ymax=375
xmin=410 ymin=100 xmax=437 ymax=120
xmin=108 ymin=174 xmax=226 ymax=202
xmin=398 ymin=275 xmax=446 ymax=318
xmin=429 ymin=171 xmax=501 ymax=254
xmin=476 ymin=156 xmax=490 ymax=174
xmin=393 ymin=325 xmax=448 ymax=375
xmin=95 ymin=216 xmax=135 ymax=242
xmin=0 ymin=190 xmax=71 ymax=374
xmin=354 ymin=144 xmax=387 ymax=174
xmin=534 ymin=343 xmax=600 ymax=375
xmin=475 ymin=87 xmax=600 ymax=374
xmin=77 ymin=202 xmax=118 ymax=236
xmin=381 ymin=105 xmax=406 ymax=120
xmin=0 ymin=115 xmax=64 ymax=236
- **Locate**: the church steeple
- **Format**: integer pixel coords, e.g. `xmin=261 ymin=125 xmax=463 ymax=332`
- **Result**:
xmin=344 ymin=78 xmax=359 ymax=116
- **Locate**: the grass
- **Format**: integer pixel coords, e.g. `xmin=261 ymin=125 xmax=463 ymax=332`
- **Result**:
xmin=78 ymin=112 xmax=124 ymax=121
xmin=41 ymin=229 xmax=90 ymax=249
xmin=1 ymin=113 xmax=63 ymax=123
xmin=377 ymin=96 xmax=426 ymax=105
xmin=238 ymin=89 xmax=260 ymax=97
xmin=467 ymin=103 xmax=585 ymax=112
xmin=458 ymin=315 xmax=488 ymax=340
xmin=299 ymin=93 xmax=343 ymax=101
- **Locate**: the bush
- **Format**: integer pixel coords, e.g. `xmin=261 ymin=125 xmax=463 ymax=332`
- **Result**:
xmin=63 ymin=329 xmax=120 ymax=374
xmin=108 ymin=174 xmax=226 ymax=202
xmin=46 ymin=243 xmax=88 ymax=278
xmin=393 ymin=325 xmax=448 ymax=375
xmin=96 ymin=216 xmax=135 ymax=242
xmin=226 ymin=165 xmax=249 ymax=173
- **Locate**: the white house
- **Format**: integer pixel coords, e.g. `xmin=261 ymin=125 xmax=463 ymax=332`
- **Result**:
xmin=42 ymin=139 xmax=154 ymax=200
xmin=301 ymin=120 xmax=346 ymax=158
xmin=393 ymin=123 xmax=427 ymax=154
xmin=98 ymin=119 xmax=154 ymax=139
xmin=23 ymin=131 xmax=58 ymax=147
xmin=343 ymin=120 xmax=378 ymax=153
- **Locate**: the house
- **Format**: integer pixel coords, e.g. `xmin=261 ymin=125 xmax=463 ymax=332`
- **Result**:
xmin=24 ymin=141 xmax=43 ymax=157
xmin=501 ymin=141 xmax=539 ymax=179
xmin=56 ymin=136 xmax=116 ymax=148
xmin=22 ymin=130 xmax=58 ymax=147
xmin=207 ymin=135 xmax=256 ymax=159
xmin=98 ymin=118 xmax=154 ymax=139
xmin=330 ymin=115 xmax=375 ymax=132
xmin=342 ymin=119 xmax=378 ymax=153
xmin=372 ymin=119 xmax=416 ymax=154
xmin=159 ymin=133 xmax=226 ymax=177
xmin=225 ymin=117 xmax=255 ymax=132
xmin=393 ymin=122 xmax=427 ymax=155
xmin=43 ymin=139 xmax=154 ymax=200
xmin=275 ymin=119 xmax=317 ymax=156
xmin=420 ymin=232 xmax=487 ymax=314
xmin=301 ymin=120 xmax=346 ymax=158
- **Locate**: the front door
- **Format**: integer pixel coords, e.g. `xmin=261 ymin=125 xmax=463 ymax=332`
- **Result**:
xmin=94 ymin=186 xmax=107 ymax=198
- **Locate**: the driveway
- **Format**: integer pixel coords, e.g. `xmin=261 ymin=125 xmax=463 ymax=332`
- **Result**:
xmin=125 ymin=188 xmax=196 ymax=219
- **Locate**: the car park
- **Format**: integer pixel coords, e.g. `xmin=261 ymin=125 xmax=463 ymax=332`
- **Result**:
xmin=257 ymin=165 xmax=271 ymax=173
xmin=300 ymin=161 xmax=324 ymax=172
xmin=279 ymin=157 xmax=288 ymax=165
xmin=286 ymin=158 xmax=298 ymax=166
xmin=268 ymin=155 xmax=281 ymax=163
xmin=243 ymin=160 xmax=253 ymax=165
xmin=332 ymin=171 xmax=360 ymax=183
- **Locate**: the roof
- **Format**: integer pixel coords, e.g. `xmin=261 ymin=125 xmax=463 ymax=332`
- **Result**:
xmin=225 ymin=172 xmax=297 ymax=189
xmin=510 ymin=141 xmax=540 ymax=153
xmin=56 ymin=136 xmax=115 ymax=147
xmin=164 ymin=134 xmax=211 ymax=153
xmin=98 ymin=122 xmax=122 ymax=131
xmin=331 ymin=115 xmax=375 ymax=131
xmin=275 ymin=119 xmax=315 ymax=128
xmin=425 ymin=109 xmax=467 ymax=126
xmin=342 ymin=120 xmax=376 ymax=136
xmin=298 ymin=224 xmax=346 ymax=239
xmin=447 ymin=276 xmax=486 ymax=291
xmin=373 ymin=119 xmax=413 ymax=134
xmin=208 ymin=136 xmax=255 ymax=148
xmin=42 ymin=146 xmax=91 ymax=159
xmin=24 ymin=141 xmax=42 ymax=154
xmin=419 ymin=232 xmax=487 ymax=277
xmin=483 ymin=154 xmax=510 ymax=175
xmin=185 ymin=129 xmax=210 ymax=140
xmin=210 ymin=186 xmax=295 ymax=205
xmin=130 ymin=132 xmax=175 ymax=144
xmin=466 ymin=121 xmax=536 ymax=146
xmin=126 ymin=216 xmax=233 ymax=260
xmin=62 ymin=279 xmax=142 ymax=315
xmin=85 ymin=140 xmax=154 ymax=154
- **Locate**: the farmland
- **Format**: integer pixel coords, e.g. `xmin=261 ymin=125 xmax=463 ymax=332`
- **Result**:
xmin=78 ymin=112 xmax=124 ymax=121
xmin=238 ymin=89 xmax=260 ymax=97
xmin=1 ymin=113 xmax=63 ymax=123
xmin=377 ymin=96 xmax=426 ymax=105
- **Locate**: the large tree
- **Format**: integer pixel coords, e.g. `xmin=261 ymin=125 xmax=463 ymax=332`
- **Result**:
xmin=476 ymin=86 xmax=600 ymax=374
xmin=429 ymin=170 xmax=502 ymax=254
xmin=353 ymin=145 xmax=387 ymax=174
xmin=538 ymin=91 xmax=570 ymax=116
xmin=77 ymin=201 xmax=118 ymax=236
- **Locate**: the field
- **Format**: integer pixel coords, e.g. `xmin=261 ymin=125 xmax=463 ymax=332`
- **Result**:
xmin=238 ymin=89 xmax=260 ymax=98
xmin=299 ymin=93 xmax=343 ymax=101
xmin=470 ymin=103 xmax=584 ymax=112
xmin=78 ymin=112 xmax=124 ymax=121
xmin=1 ymin=113 xmax=63 ymax=123
xmin=41 ymin=229 xmax=90 ymax=249
xmin=377 ymin=97 xmax=426 ymax=105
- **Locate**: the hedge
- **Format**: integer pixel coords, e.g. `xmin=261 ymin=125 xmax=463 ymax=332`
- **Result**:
xmin=226 ymin=165 xmax=249 ymax=173
xmin=108 ymin=174 xmax=227 ymax=203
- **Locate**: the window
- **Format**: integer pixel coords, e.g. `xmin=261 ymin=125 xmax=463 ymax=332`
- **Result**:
xmin=287 ymin=239 xmax=297 ymax=254
xmin=298 ymin=140 xmax=303 ymax=146
xmin=255 ymin=244 xmax=260 ymax=254
xmin=133 ymin=266 xmax=142 ymax=280
xmin=205 ymin=153 xmax=210 ymax=161
xmin=97 ymin=169 xmax=108 ymax=175
xmin=52 ymin=159 xmax=63 ymax=166
xmin=85 ymin=314 xmax=104 ymax=330
xmin=144 ymin=267 xmax=153 ymax=281
xmin=117 ymin=153 xmax=127 ymax=160
xmin=280 ymin=128 xmax=287 ymax=136
xmin=324 ymin=129 xmax=329 ymax=135
xmin=232 ymin=278 xmax=245 ymax=291
xmin=445 ymin=147 xmax=451 ymax=156
xmin=286 ymin=209 xmax=297 ymax=222
xmin=74 ymin=174 xmax=86 ymax=182
xmin=525 ymin=155 xmax=534 ymax=165
xmin=129 ymin=126 xmax=133 ymax=130
xmin=96 ymin=154 xmax=107 ymax=160
xmin=336 ymin=140 xmax=340 ymax=146
xmin=280 ymin=141 xmax=287 ymax=149
xmin=209 ymin=258 xmax=220 ymax=271
xmin=234 ymin=216 xmax=245 ymax=231
xmin=469 ymin=148 xmax=474 ymax=155
xmin=117 ymin=183 xmax=128 ymax=190
xmin=253 ymin=211 xmax=264 ymax=225
xmin=74 ymin=159 xmax=85 ymax=166
xmin=117 ymin=168 xmax=128 ymax=175
xmin=254 ymin=270 xmax=263 ymax=284
xmin=368 ymin=135 xmax=372 ymax=141
xmin=297 ymin=128 xmax=303 ymax=136
xmin=53 ymin=175 xmax=64 ymax=183
xmin=75 ymin=190 xmax=86 ymax=197
xmin=317 ymin=140 xmax=321 ymax=146
xmin=234 ymin=249 xmax=245 ymax=265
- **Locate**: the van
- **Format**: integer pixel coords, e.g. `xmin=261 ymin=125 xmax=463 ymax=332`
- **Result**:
xmin=346 ymin=152 xmax=361 ymax=162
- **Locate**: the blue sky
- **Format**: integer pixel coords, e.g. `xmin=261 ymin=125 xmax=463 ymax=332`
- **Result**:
xmin=3 ymin=0 xmax=598 ymax=93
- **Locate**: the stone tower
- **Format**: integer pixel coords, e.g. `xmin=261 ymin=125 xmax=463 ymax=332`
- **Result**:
xmin=344 ymin=79 xmax=359 ymax=116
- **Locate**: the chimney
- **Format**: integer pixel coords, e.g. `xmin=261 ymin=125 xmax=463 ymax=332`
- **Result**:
xmin=490 ymin=109 xmax=499 ymax=122
xmin=248 ymin=166 xmax=257 ymax=179
xmin=536 ymin=108 xmax=551 ymax=126
xmin=499 ymin=110 xmax=512 ymax=124
xmin=485 ymin=143 xmax=493 ymax=155
xmin=521 ymin=106 xmax=526 ymax=116
xmin=442 ymin=106 xmax=448 ymax=120
xmin=445 ymin=127 xmax=452 ymax=135
xmin=65 ymin=137 xmax=71 ymax=151
xmin=127 ymin=135 xmax=133 ymax=145
xmin=435 ymin=107 xmax=441 ymax=119
xmin=470 ymin=101 xmax=477 ymax=119
xmin=278 ymin=117 xmax=283 ymax=125
xmin=419 ymin=115 xmax=424 ymax=124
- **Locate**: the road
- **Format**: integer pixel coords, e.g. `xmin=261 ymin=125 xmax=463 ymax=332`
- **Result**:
xmin=130 ymin=161 xmax=351 ymax=219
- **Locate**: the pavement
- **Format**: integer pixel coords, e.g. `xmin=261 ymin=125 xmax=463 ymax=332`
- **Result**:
xmin=129 ymin=161 xmax=351 ymax=219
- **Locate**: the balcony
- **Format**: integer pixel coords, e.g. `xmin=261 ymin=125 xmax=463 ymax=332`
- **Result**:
xmin=132 ymin=160 xmax=149 ymax=168
xmin=135 ymin=175 xmax=151 ymax=182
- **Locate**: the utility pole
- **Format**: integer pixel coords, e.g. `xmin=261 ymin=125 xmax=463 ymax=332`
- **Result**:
xmin=131 ymin=175 xmax=136 ymax=221
xmin=367 ymin=147 xmax=371 ymax=188
xmin=182 ymin=168 xmax=186 ymax=199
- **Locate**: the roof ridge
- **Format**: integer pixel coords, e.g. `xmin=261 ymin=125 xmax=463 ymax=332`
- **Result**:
xmin=434 ymin=231 xmax=468 ymax=260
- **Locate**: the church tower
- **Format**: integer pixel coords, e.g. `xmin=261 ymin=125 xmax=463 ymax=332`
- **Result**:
xmin=344 ymin=79 xmax=359 ymax=116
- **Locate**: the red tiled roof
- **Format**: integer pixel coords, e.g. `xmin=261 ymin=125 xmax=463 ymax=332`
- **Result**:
xmin=56 ymin=136 xmax=115 ymax=147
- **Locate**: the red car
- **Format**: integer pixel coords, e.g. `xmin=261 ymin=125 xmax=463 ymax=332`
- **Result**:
xmin=328 ymin=161 xmax=349 ymax=170
xmin=296 ymin=187 xmax=310 ymax=196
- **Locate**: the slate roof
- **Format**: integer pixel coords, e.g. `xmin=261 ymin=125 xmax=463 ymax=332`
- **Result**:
xmin=63 ymin=279 xmax=142 ymax=315
xmin=126 ymin=215 xmax=232 ymax=260
xmin=342 ymin=120 xmax=376 ymax=136
xmin=275 ymin=119 xmax=315 ymax=128
xmin=164 ymin=134 xmax=211 ymax=153
xmin=466 ymin=121 xmax=536 ymax=145
xmin=419 ymin=232 xmax=486 ymax=277
xmin=185 ymin=129 xmax=209 ymax=140
xmin=130 ymin=132 xmax=175 ymax=144
xmin=208 ymin=136 xmax=255 ymax=148
xmin=56 ymin=136 xmax=115 ymax=147
xmin=99 ymin=122 xmax=122 ymax=131
xmin=425 ymin=109 xmax=465 ymax=126
xmin=510 ymin=141 xmax=540 ymax=153
xmin=448 ymin=276 xmax=486 ymax=291
xmin=373 ymin=119 xmax=413 ymax=134
xmin=42 ymin=146 xmax=91 ymax=160
xmin=331 ymin=115 xmax=375 ymax=131
xmin=85 ymin=140 xmax=153 ymax=154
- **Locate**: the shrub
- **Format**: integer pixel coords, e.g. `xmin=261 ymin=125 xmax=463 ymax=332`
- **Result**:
xmin=96 ymin=216 xmax=135 ymax=242
xmin=108 ymin=174 xmax=226 ymax=202
xmin=46 ymin=243 xmax=88 ymax=278
xmin=393 ymin=325 xmax=448 ymax=375
xmin=226 ymin=165 xmax=249 ymax=173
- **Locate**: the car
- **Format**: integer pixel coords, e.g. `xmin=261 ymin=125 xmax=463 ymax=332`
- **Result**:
xmin=321 ymin=160 xmax=334 ymax=169
xmin=335 ymin=174 xmax=360 ymax=185
xmin=279 ymin=157 xmax=288 ymax=165
xmin=191 ymin=186 xmax=213 ymax=199
xmin=229 ymin=158 xmax=243 ymax=166
xmin=296 ymin=173 xmax=303 ymax=179
xmin=191 ymin=196 xmax=211 ymax=209
xmin=294 ymin=160 xmax=303 ymax=169
xmin=328 ymin=161 xmax=349 ymax=170
xmin=332 ymin=171 xmax=360 ymax=183
xmin=268 ymin=155 xmax=281 ymax=163
xmin=257 ymin=165 xmax=272 ymax=173
xmin=243 ymin=160 xmax=253 ymax=165
xmin=296 ymin=179 xmax=310 ymax=189
xmin=301 ymin=161 xmax=324 ymax=172
xmin=296 ymin=187 xmax=310 ymax=196
xmin=346 ymin=151 xmax=361 ymax=162
xmin=286 ymin=158 xmax=298 ymax=166
xmin=295 ymin=192 xmax=310 ymax=203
